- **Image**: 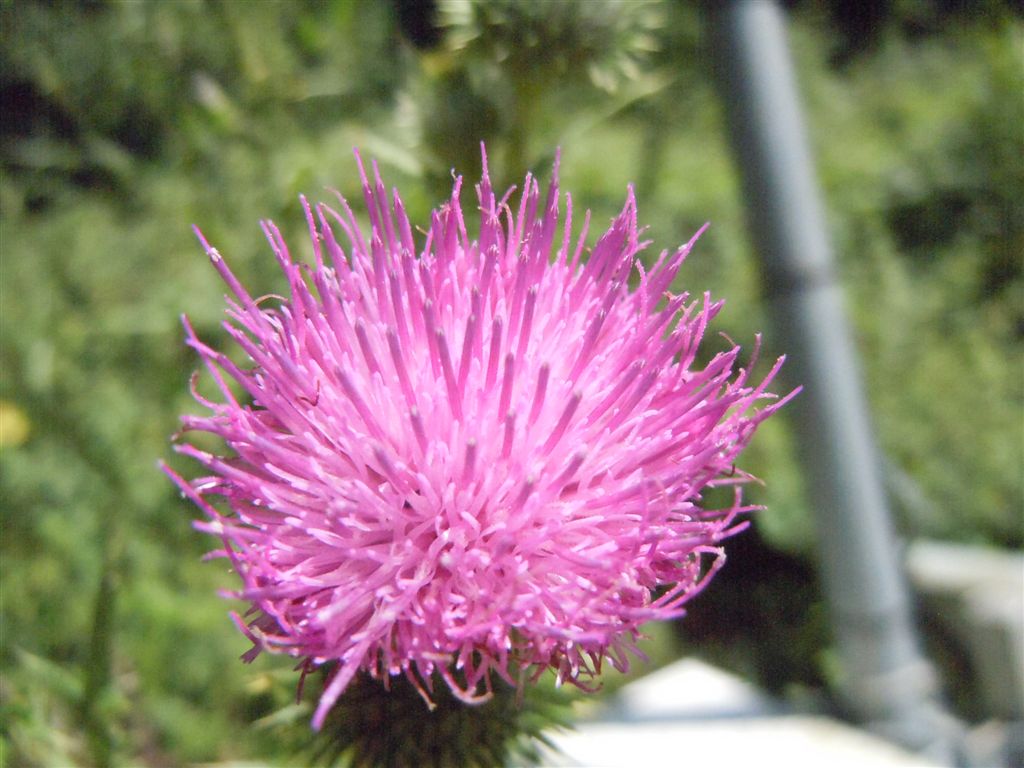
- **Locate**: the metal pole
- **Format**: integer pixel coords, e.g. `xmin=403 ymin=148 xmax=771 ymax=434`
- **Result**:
xmin=705 ymin=1 xmax=959 ymax=761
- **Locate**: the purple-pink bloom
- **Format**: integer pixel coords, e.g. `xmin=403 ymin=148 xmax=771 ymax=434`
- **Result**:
xmin=166 ymin=149 xmax=794 ymax=730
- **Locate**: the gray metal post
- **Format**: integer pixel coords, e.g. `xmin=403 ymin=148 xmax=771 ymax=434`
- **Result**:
xmin=706 ymin=1 xmax=959 ymax=761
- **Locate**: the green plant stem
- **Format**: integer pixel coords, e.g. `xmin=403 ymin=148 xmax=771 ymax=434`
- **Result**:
xmin=81 ymin=551 xmax=115 ymax=768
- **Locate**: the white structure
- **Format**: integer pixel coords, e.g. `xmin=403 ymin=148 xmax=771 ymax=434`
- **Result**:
xmin=541 ymin=658 xmax=929 ymax=768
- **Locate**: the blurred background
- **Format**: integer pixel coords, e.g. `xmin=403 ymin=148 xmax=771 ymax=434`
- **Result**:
xmin=1 ymin=0 xmax=1021 ymax=765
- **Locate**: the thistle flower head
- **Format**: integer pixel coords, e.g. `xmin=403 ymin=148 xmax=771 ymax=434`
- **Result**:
xmin=166 ymin=148 xmax=793 ymax=729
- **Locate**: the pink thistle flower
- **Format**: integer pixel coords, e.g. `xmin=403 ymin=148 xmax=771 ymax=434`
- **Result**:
xmin=165 ymin=149 xmax=795 ymax=730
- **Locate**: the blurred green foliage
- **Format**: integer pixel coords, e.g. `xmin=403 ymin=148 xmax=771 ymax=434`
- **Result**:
xmin=1 ymin=0 xmax=1021 ymax=764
